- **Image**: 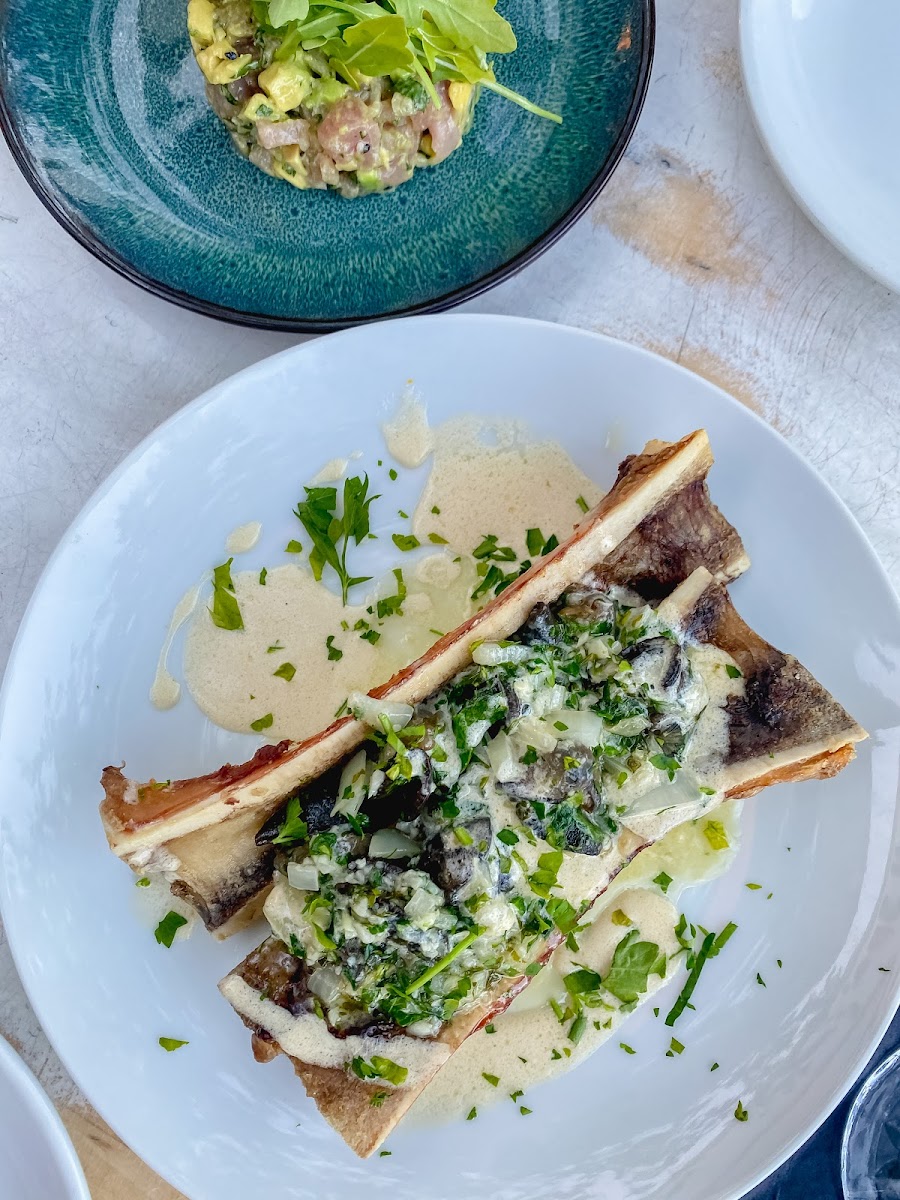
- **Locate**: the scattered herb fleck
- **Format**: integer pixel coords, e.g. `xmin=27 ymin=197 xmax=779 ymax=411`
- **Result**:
xmin=154 ymin=911 xmax=187 ymax=947
xmin=250 ymin=713 xmax=274 ymax=732
xmin=273 ymin=662 xmax=296 ymax=681
xmin=159 ymin=1037 xmax=188 ymax=1052
xmin=734 ymin=1100 xmax=749 ymax=1122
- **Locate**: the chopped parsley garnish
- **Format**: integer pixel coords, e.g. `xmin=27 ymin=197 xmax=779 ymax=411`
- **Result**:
xmin=273 ymin=662 xmax=296 ymax=681
xmin=482 ymin=1072 xmax=500 ymax=1087
xmin=575 ymin=495 xmax=589 ymax=513
xmin=259 ymin=567 xmax=268 ymax=585
xmin=428 ymin=532 xmax=448 ymax=544
xmin=611 ymin=908 xmax=632 ymax=926
xmin=360 ymin=629 xmax=381 ymax=644
xmin=210 ymin=558 xmax=243 ymax=630
xmin=756 ymin=973 xmax=766 ymax=987
xmin=667 ymin=1037 xmax=684 ymax=1056
xmin=650 ymin=752 xmax=681 ymax=781
xmin=777 ymin=959 xmax=783 ymax=969
xmin=154 ymin=911 xmax=187 ymax=947
xmin=496 ymin=828 xmax=519 ymax=846
xmin=619 ymin=1042 xmax=636 ymax=1055
xmin=711 ymin=1062 xmax=719 ymax=1072
xmin=509 ymin=1089 xmax=523 ymax=1102
xmin=745 ymin=882 xmax=762 ymax=890
xmin=519 ymin=1106 xmax=532 ymax=1116
xmin=879 ymin=966 xmax=891 ymax=973
xmin=392 ymin=533 xmax=420 ymax=552
xmin=725 ymin=664 xmax=743 ymax=679
xmin=266 ymin=642 xmax=284 ymax=653
xmin=293 ymin=476 xmax=377 ymax=605
xmin=520 ymin=746 xmax=538 ymax=765
xmin=485 ymin=1023 xmax=496 ymax=1034
xmin=389 ymin=468 xmax=398 ymax=480
xmin=431 ymin=505 xmax=441 ymax=514
xmin=370 ymin=1092 xmax=388 ymax=1108
xmin=703 ymin=820 xmax=729 ymax=851
xmin=377 ymin=568 xmax=407 ymax=619
xmin=250 ymin=712 xmax=274 ymax=732
xmin=466 ymin=1107 xmax=477 ymax=1120
xmin=472 ymin=534 xmax=517 ymax=562
xmin=285 ymin=539 xmax=303 ymax=554
xmin=734 ymin=1100 xmax=749 ymax=1122
xmin=158 ymin=1037 xmax=188 ymax=1051
xmin=379 ymin=1150 xmax=392 ymax=1157
xmin=653 ymin=871 xmax=673 ymax=894
xmin=603 ymin=930 xmax=666 ymax=1003
xmin=350 ymin=1056 xmax=408 ymax=1086
xmin=272 ymin=796 xmax=308 ymax=847
xmin=325 ymin=635 xmax=343 ymax=661
xmin=528 ymin=849 xmax=563 ymax=898
xmin=135 ymin=876 xmax=150 ymax=888
xmin=525 ymin=962 xmax=543 ymax=977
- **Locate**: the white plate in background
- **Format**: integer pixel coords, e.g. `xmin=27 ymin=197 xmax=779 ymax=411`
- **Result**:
xmin=741 ymin=0 xmax=900 ymax=291
xmin=0 ymin=1036 xmax=90 ymax=1200
xmin=0 ymin=315 xmax=898 ymax=1200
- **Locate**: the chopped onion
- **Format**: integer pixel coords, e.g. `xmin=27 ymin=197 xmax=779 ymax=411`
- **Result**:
xmin=624 ymin=770 xmax=700 ymax=817
xmin=404 ymin=887 xmax=439 ymax=922
xmin=406 ymin=1017 xmax=441 ymax=1038
xmin=532 ymin=683 xmax=568 ymax=717
xmin=308 ymin=966 xmax=342 ymax=1006
xmin=472 ymin=641 xmax=533 ymax=666
xmin=333 ymin=749 xmax=368 ymax=816
xmin=286 ymin=861 xmax=320 ymax=892
xmin=513 ymin=716 xmax=557 ymax=754
xmin=349 ymin=692 xmax=413 ymax=730
xmin=310 ymin=905 xmax=332 ymax=930
xmin=465 ymin=718 xmax=491 ymax=748
xmin=543 ymin=708 xmax=605 ymax=747
xmin=486 ymin=731 xmax=520 ymax=782
xmin=369 ymin=827 xmax=422 ymax=860
xmin=607 ymin=714 xmax=649 ymax=737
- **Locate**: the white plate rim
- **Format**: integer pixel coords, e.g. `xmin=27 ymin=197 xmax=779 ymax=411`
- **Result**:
xmin=738 ymin=0 xmax=900 ymax=293
xmin=1 ymin=313 xmax=898 ymax=1200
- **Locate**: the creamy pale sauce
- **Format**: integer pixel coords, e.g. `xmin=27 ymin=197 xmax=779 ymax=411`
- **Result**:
xmin=173 ymin=407 xmax=599 ymax=740
xmin=381 ymin=390 xmax=435 ymax=468
xmin=412 ymin=414 xmax=600 ymax=557
xmin=411 ymin=802 xmax=742 ymax=1124
xmin=221 ymin=975 xmax=450 ymax=1088
xmin=311 ymin=457 xmax=351 ymax=484
xmin=225 ymin=521 xmax=262 ymax=555
xmin=150 ymin=585 xmax=201 ymax=710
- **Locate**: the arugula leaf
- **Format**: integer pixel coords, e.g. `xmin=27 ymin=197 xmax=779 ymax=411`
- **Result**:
xmin=267 ymin=0 xmax=309 ymax=28
xmin=602 ymin=929 xmax=666 ymax=1003
xmin=154 ymin=912 xmax=187 ymax=948
xmin=405 ymin=0 xmax=516 ymax=53
xmin=325 ymin=13 xmax=414 ymax=75
xmin=210 ymin=558 xmax=243 ymax=630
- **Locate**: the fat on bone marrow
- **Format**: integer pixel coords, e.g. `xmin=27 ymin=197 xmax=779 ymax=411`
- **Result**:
xmin=218 ymin=563 xmax=864 ymax=1157
xmin=100 ymin=431 xmax=751 ymax=937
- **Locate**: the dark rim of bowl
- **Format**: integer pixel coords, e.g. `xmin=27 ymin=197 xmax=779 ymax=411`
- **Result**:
xmin=0 ymin=0 xmax=654 ymax=333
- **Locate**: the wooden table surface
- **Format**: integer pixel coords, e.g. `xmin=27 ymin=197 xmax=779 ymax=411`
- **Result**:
xmin=1 ymin=0 xmax=898 ymax=1195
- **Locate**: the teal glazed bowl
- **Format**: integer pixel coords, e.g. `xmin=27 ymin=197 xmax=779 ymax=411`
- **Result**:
xmin=0 ymin=0 xmax=653 ymax=330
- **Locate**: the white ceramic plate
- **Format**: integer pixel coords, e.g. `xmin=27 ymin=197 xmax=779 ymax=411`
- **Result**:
xmin=740 ymin=0 xmax=900 ymax=291
xmin=0 ymin=1036 xmax=91 ymax=1200
xmin=1 ymin=316 xmax=899 ymax=1200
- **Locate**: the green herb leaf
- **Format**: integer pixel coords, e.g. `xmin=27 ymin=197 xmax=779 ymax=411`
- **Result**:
xmin=274 ymin=662 xmax=296 ymax=681
xmin=259 ymin=567 xmax=268 ymax=585
xmin=400 ymin=0 xmax=516 ymax=53
xmin=569 ymin=1013 xmax=586 ymax=1044
xmin=725 ymin=663 xmax=743 ymax=679
xmin=565 ymin=967 xmax=602 ymax=996
xmin=267 ymin=0 xmax=309 ymax=29
xmin=528 ymin=849 xmax=563 ymax=898
xmin=611 ymin=908 xmax=632 ymax=927
xmin=392 ymin=532 xmax=421 ymax=552
xmin=251 ymin=712 xmax=274 ymax=732
xmin=285 ymin=539 xmax=303 ymax=554
xmin=136 ymin=876 xmax=151 ymax=888
xmin=272 ymin=796 xmax=309 ymax=847
xmin=154 ymin=911 xmax=187 ymax=948
xmin=466 ymin=1106 xmax=477 ymax=1120
xmin=575 ymin=495 xmax=589 ymax=513
xmin=210 ymin=558 xmax=243 ymax=630
xmin=619 ymin=1042 xmax=636 ymax=1055
xmin=325 ymin=634 xmax=343 ymax=661
xmin=482 ymin=1072 xmax=500 ymax=1087
xmin=428 ymin=532 xmax=449 ymax=544
xmin=734 ymin=1099 xmax=749 ymax=1122
xmin=703 ymin=820 xmax=729 ymax=851
xmin=496 ymin=828 xmax=519 ymax=846
xmin=158 ymin=1037 xmax=188 ymax=1052
xmin=525 ymin=528 xmax=545 ymax=557
xmin=669 ymin=1037 xmax=684 ymax=1055
xmin=653 ymin=871 xmax=673 ymax=894
xmin=350 ymin=1055 xmax=408 ymax=1086
xmin=524 ymin=962 xmax=543 ymax=977
xmin=370 ymin=1092 xmax=388 ymax=1107
xmin=602 ymin=930 xmax=666 ymax=1003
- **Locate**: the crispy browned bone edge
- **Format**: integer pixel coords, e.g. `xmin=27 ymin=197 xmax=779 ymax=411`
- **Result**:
xmin=222 ymin=568 xmax=866 ymax=1158
xmin=100 ymin=430 xmax=748 ymax=935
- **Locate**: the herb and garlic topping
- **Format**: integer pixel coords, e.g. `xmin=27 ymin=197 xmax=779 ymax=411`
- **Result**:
xmin=249 ymin=582 xmax=721 ymax=1058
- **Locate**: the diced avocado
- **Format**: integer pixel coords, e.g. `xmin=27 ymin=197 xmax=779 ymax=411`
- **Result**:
xmin=187 ymin=0 xmax=217 ymax=47
xmin=305 ymin=77 xmax=351 ymax=112
xmin=356 ymin=169 xmax=383 ymax=193
xmin=241 ymin=93 xmax=284 ymax=122
xmin=273 ymin=146 xmax=309 ymax=189
xmin=259 ymin=60 xmax=312 ymax=112
xmin=448 ymin=82 xmax=473 ymax=113
xmin=196 ymin=40 xmax=253 ymax=85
